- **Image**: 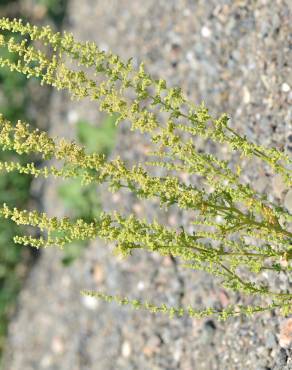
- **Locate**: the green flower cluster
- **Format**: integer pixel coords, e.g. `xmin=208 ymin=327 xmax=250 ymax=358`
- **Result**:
xmin=0 ymin=18 xmax=291 ymax=320
xmin=81 ymin=290 xmax=291 ymax=321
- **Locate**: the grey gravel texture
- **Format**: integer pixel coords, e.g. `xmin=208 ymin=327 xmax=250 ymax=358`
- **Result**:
xmin=3 ymin=0 xmax=292 ymax=369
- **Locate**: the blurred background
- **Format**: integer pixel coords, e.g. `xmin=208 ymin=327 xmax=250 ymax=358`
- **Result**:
xmin=0 ymin=0 xmax=67 ymax=364
xmin=0 ymin=1 xmax=291 ymax=369
xmin=0 ymin=1 xmax=123 ymax=366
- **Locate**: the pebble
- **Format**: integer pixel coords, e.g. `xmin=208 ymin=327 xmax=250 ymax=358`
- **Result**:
xmin=261 ymin=75 xmax=270 ymax=90
xmin=173 ymin=344 xmax=182 ymax=362
xmin=67 ymin=110 xmax=79 ymax=124
xmin=132 ymin=202 xmax=144 ymax=215
xmin=201 ymin=26 xmax=211 ymax=38
xmin=168 ymin=214 xmax=178 ymax=226
xmin=183 ymin=8 xmax=191 ymax=17
xmin=51 ymin=336 xmax=65 ymax=354
xmin=281 ymin=83 xmax=291 ymax=93
xmin=40 ymin=355 xmax=53 ymax=368
xmin=81 ymin=294 xmax=99 ymax=310
xmin=279 ymin=318 xmax=292 ymax=348
xmin=215 ymin=215 xmax=223 ymax=224
xmin=121 ymin=340 xmax=132 ymax=358
xmin=92 ymin=262 xmax=104 ymax=284
xmin=218 ymin=290 xmax=229 ymax=308
xmin=179 ymin=172 xmax=189 ymax=182
xmin=61 ymin=275 xmax=71 ymax=288
xmin=137 ymin=280 xmax=145 ymax=290
xmin=143 ymin=335 xmax=161 ymax=356
xmin=112 ymin=193 xmax=122 ymax=203
xmin=186 ymin=51 xmax=194 ymax=62
xmin=33 ymin=4 xmax=47 ymax=20
xmin=242 ymin=86 xmax=251 ymax=104
xmin=162 ymin=256 xmax=173 ymax=267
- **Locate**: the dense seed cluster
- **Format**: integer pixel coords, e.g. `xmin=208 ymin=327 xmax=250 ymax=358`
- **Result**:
xmin=0 ymin=18 xmax=291 ymax=320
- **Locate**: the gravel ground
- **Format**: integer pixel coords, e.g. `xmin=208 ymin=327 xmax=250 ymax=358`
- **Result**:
xmin=2 ymin=1 xmax=292 ymax=369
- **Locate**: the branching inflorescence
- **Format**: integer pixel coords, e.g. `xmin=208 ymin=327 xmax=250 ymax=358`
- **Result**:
xmin=0 ymin=18 xmax=291 ymax=320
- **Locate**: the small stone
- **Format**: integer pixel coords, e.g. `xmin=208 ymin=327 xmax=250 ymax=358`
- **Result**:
xmin=81 ymin=294 xmax=99 ymax=310
xmin=67 ymin=110 xmax=79 ymax=124
xmin=121 ymin=340 xmax=131 ymax=357
xmin=242 ymin=86 xmax=251 ymax=104
xmin=143 ymin=335 xmax=161 ymax=356
xmin=40 ymin=355 xmax=53 ymax=368
xmin=218 ymin=290 xmax=229 ymax=308
xmin=137 ymin=281 xmax=145 ymax=291
xmin=133 ymin=202 xmax=143 ymax=215
xmin=186 ymin=51 xmax=194 ymax=61
xmin=279 ymin=318 xmax=292 ymax=348
xmin=183 ymin=8 xmax=191 ymax=17
xmin=61 ymin=275 xmax=71 ymax=288
xmin=33 ymin=4 xmax=47 ymax=20
xmin=92 ymin=263 xmax=104 ymax=284
xmin=51 ymin=336 xmax=65 ymax=354
xmin=192 ymin=318 xmax=204 ymax=336
xmin=162 ymin=256 xmax=173 ymax=267
xmin=112 ymin=193 xmax=121 ymax=203
xmin=168 ymin=214 xmax=178 ymax=226
xmin=179 ymin=172 xmax=189 ymax=182
xmin=261 ymin=75 xmax=270 ymax=90
xmin=215 ymin=215 xmax=223 ymax=224
xmin=281 ymin=83 xmax=290 ymax=92
xmin=201 ymin=26 xmax=211 ymax=38
xmin=173 ymin=345 xmax=182 ymax=362
xmin=143 ymin=345 xmax=154 ymax=357
xmin=140 ymin=144 xmax=151 ymax=155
